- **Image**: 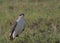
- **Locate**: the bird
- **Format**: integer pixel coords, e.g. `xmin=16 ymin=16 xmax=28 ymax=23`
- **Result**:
xmin=10 ymin=13 xmax=25 ymax=40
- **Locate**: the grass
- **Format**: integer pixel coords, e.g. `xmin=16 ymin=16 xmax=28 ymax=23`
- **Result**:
xmin=0 ymin=0 xmax=60 ymax=43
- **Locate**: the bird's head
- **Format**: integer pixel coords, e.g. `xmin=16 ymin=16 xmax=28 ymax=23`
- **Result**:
xmin=19 ymin=13 xmax=24 ymax=17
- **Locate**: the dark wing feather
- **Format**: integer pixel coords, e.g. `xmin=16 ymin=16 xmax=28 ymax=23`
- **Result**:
xmin=10 ymin=22 xmax=17 ymax=37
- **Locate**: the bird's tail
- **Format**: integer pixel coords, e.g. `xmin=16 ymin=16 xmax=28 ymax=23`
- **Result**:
xmin=9 ymin=33 xmax=14 ymax=41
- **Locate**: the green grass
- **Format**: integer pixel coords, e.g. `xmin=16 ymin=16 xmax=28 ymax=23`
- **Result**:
xmin=0 ymin=0 xmax=60 ymax=43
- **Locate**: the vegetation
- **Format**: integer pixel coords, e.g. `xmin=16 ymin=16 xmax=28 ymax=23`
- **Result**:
xmin=0 ymin=0 xmax=60 ymax=43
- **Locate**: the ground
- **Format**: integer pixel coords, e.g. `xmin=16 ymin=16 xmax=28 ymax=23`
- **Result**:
xmin=0 ymin=0 xmax=60 ymax=43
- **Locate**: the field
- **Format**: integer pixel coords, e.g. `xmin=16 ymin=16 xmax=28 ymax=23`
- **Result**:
xmin=0 ymin=0 xmax=60 ymax=43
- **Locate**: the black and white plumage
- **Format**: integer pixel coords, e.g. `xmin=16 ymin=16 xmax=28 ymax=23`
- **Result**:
xmin=10 ymin=13 xmax=25 ymax=40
